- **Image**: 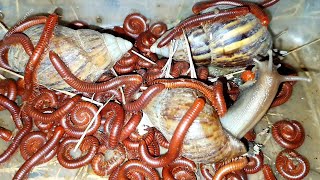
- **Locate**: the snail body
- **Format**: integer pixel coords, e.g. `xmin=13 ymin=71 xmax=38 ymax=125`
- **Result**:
xmin=6 ymin=24 xmax=132 ymax=90
xmin=220 ymin=51 xmax=310 ymax=138
xmin=151 ymin=14 xmax=272 ymax=67
xmin=143 ymin=88 xmax=246 ymax=164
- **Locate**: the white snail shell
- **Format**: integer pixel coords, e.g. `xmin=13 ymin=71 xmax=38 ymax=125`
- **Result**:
xmin=144 ymin=88 xmax=246 ymax=164
xmin=151 ymin=14 xmax=272 ymax=67
xmin=8 ymin=25 xmax=132 ymax=90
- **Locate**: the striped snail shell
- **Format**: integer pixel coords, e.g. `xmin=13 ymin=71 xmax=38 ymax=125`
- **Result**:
xmin=8 ymin=25 xmax=132 ymax=90
xmin=143 ymin=88 xmax=246 ymax=164
xmin=151 ymin=14 xmax=272 ymax=67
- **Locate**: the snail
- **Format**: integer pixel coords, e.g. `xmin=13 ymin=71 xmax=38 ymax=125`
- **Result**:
xmin=220 ymin=51 xmax=311 ymax=138
xmin=143 ymin=50 xmax=310 ymax=164
xmin=150 ymin=13 xmax=272 ymax=68
xmin=143 ymin=87 xmax=246 ymax=164
xmin=3 ymin=24 xmax=132 ymax=91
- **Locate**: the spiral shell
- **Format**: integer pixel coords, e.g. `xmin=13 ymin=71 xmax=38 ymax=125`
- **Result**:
xmin=151 ymin=14 xmax=272 ymax=67
xmin=143 ymin=88 xmax=246 ymax=164
xmin=7 ymin=25 xmax=132 ymax=90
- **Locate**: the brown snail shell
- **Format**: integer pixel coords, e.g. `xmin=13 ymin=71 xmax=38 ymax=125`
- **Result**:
xmin=143 ymin=88 xmax=246 ymax=164
xmin=151 ymin=14 xmax=272 ymax=67
xmin=8 ymin=25 xmax=132 ymax=90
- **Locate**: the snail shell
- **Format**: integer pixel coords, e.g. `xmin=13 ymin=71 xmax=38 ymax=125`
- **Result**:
xmin=143 ymin=88 xmax=246 ymax=164
xmin=8 ymin=25 xmax=132 ymax=90
xmin=151 ymin=14 xmax=272 ymax=67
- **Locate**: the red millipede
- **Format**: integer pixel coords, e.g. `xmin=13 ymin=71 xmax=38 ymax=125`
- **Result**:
xmin=31 ymin=88 xmax=58 ymax=109
xmin=5 ymin=16 xmax=47 ymax=37
xmin=101 ymin=102 xmax=124 ymax=148
xmin=19 ymin=131 xmax=57 ymax=164
xmin=119 ymin=111 xmax=143 ymax=141
xmin=276 ymin=149 xmax=309 ymax=180
xmin=0 ymin=127 xmax=13 ymax=142
xmin=0 ymin=79 xmax=18 ymax=111
xmin=153 ymin=127 xmax=169 ymax=149
xmin=93 ymin=132 xmax=109 ymax=146
xmin=13 ymin=126 xmax=64 ymax=180
xmin=123 ymin=13 xmax=148 ymax=39
xmin=0 ymin=33 xmax=34 ymax=70
xmin=26 ymin=95 xmax=81 ymax=124
xmin=57 ymin=136 xmax=99 ymax=169
xmin=33 ymin=109 xmax=55 ymax=131
xmin=196 ymin=66 xmax=209 ymax=81
xmin=146 ymin=137 xmax=160 ymax=156
xmin=136 ymin=57 xmax=154 ymax=69
xmin=127 ymin=171 xmax=144 ymax=180
xmin=200 ymin=163 xmax=214 ymax=180
xmin=61 ymin=101 xmax=101 ymax=138
xmin=211 ymin=80 xmax=227 ymax=116
xmin=135 ymin=31 xmax=157 ymax=53
xmin=157 ymin=7 xmax=250 ymax=48
xmin=262 ymin=164 xmax=276 ymax=180
xmin=23 ymin=14 xmax=58 ymax=101
xmin=117 ymin=50 xmax=139 ymax=67
xmin=244 ymin=151 xmax=264 ymax=174
xmin=225 ymin=170 xmax=248 ymax=180
xmin=145 ymin=66 xmax=163 ymax=84
xmin=191 ymin=0 xmax=270 ymax=25
xmin=117 ymin=160 xmax=160 ymax=180
xmin=260 ymin=0 xmax=280 ymax=8
xmin=227 ymin=80 xmax=240 ymax=102
xmin=0 ymin=111 xmax=32 ymax=163
xmin=151 ymin=78 xmax=226 ymax=117
xmin=162 ymin=156 xmax=197 ymax=180
xmin=94 ymin=89 xmax=123 ymax=103
xmin=91 ymin=145 xmax=126 ymax=176
xmin=122 ymin=129 xmax=155 ymax=151
xmin=213 ymin=157 xmax=248 ymax=180
xmin=122 ymin=138 xmax=141 ymax=151
xmin=149 ymin=22 xmax=167 ymax=38
xmin=0 ymin=94 xmax=23 ymax=129
xmin=124 ymin=84 xmax=165 ymax=112
xmin=138 ymin=97 xmax=205 ymax=168
xmin=49 ymin=51 xmax=143 ymax=94
xmin=171 ymin=61 xmax=190 ymax=78
xmin=243 ymin=129 xmax=256 ymax=142
xmin=113 ymin=62 xmax=136 ymax=75
xmin=272 ymin=120 xmax=305 ymax=149
xmin=271 ymin=82 xmax=293 ymax=107
xmin=163 ymin=166 xmax=196 ymax=180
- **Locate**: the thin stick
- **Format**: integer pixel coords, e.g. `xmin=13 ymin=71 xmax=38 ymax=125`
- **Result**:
xmin=0 ymin=67 xmax=24 ymax=78
xmin=284 ymin=38 xmax=320 ymax=56
xmin=72 ymin=96 xmax=113 ymax=152
xmin=53 ymin=88 xmax=103 ymax=107
xmin=208 ymin=69 xmax=245 ymax=82
xmin=0 ymin=22 xmax=8 ymax=33
xmin=183 ymin=30 xmax=197 ymax=79
xmin=0 ymin=74 xmax=6 ymax=79
xmin=274 ymin=28 xmax=288 ymax=40
xmin=16 ymin=0 xmax=20 ymax=19
xmin=161 ymin=40 xmax=178 ymax=78
xmin=0 ymin=67 xmax=103 ymax=106
xmin=70 ymin=5 xmax=79 ymax=20
xmin=131 ymin=50 xmax=156 ymax=65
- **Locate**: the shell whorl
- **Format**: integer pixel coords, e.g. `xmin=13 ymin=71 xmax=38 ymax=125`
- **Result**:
xmin=7 ymin=25 xmax=132 ymax=90
xmin=143 ymin=88 xmax=246 ymax=164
